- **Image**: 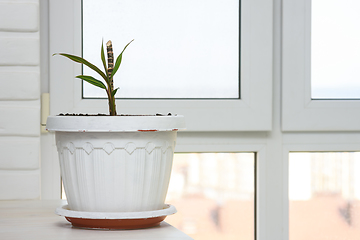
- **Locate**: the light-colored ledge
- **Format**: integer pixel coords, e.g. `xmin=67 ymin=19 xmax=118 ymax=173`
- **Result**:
xmin=0 ymin=200 xmax=193 ymax=240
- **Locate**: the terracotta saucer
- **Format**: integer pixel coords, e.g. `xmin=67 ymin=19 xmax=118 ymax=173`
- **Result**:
xmin=55 ymin=204 xmax=176 ymax=230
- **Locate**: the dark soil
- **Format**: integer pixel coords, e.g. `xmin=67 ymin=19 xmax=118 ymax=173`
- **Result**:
xmin=57 ymin=113 xmax=176 ymax=116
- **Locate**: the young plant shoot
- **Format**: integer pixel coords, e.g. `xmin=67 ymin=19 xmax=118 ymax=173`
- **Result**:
xmin=53 ymin=39 xmax=133 ymax=116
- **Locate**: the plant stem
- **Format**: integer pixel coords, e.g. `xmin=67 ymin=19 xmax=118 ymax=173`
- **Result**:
xmin=106 ymin=89 xmax=113 ymax=115
xmin=106 ymin=40 xmax=117 ymax=116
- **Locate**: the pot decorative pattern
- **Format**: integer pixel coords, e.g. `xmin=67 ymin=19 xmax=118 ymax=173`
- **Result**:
xmin=56 ymin=131 xmax=177 ymax=212
xmin=57 ymin=141 xmax=173 ymax=155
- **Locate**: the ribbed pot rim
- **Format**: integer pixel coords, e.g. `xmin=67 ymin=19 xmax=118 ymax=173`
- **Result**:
xmin=46 ymin=115 xmax=186 ymax=132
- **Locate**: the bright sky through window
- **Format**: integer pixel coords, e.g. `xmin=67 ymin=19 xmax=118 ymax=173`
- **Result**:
xmin=312 ymin=0 xmax=360 ymax=99
xmin=82 ymin=0 xmax=240 ymax=99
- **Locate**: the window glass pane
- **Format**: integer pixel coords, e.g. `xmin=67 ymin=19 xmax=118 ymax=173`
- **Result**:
xmin=166 ymin=153 xmax=255 ymax=240
xmin=311 ymin=1 xmax=360 ymax=99
xmin=82 ymin=0 xmax=240 ymax=99
xmin=289 ymin=152 xmax=360 ymax=240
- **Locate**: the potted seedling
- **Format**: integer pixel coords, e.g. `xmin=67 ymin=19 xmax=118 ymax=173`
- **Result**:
xmin=46 ymin=40 xmax=185 ymax=229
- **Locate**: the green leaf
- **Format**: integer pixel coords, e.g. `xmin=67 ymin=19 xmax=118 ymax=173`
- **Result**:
xmin=100 ymin=39 xmax=109 ymax=83
xmin=112 ymin=87 xmax=119 ymax=97
xmin=111 ymin=39 xmax=134 ymax=79
xmin=76 ymin=75 xmax=107 ymax=89
xmin=54 ymin=53 xmax=108 ymax=81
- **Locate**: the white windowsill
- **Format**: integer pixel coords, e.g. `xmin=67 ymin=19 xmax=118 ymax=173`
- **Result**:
xmin=0 ymin=200 xmax=193 ymax=240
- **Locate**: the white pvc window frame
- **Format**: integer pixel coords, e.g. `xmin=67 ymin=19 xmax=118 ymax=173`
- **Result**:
xmin=282 ymin=132 xmax=360 ymax=239
xmin=175 ymin=138 xmax=266 ymax=240
xmin=282 ymin=0 xmax=360 ymax=131
xmin=49 ymin=0 xmax=273 ymax=132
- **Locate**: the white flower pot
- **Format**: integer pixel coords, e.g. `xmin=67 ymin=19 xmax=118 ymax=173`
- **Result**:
xmin=46 ymin=115 xmax=185 ymax=212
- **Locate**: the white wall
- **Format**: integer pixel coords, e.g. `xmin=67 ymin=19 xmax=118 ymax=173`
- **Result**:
xmin=0 ymin=0 xmax=41 ymax=199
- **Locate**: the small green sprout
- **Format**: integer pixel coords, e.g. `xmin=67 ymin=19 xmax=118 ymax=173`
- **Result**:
xmin=53 ymin=39 xmax=134 ymax=116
